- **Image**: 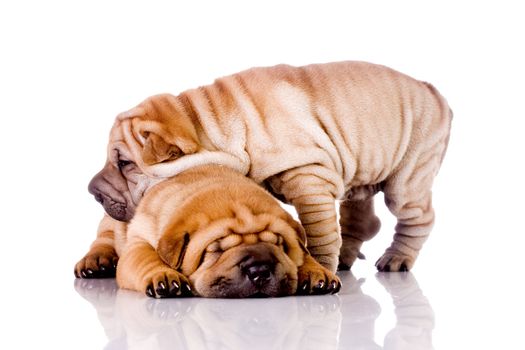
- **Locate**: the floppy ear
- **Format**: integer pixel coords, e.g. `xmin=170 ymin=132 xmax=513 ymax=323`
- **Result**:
xmin=286 ymin=217 xmax=310 ymax=254
xmin=157 ymin=232 xmax=190 ymax=271
xmin=141 ymin=131 xmax=198 ymax=165
xmin=142 ymin=132 xmax=183 ymax=165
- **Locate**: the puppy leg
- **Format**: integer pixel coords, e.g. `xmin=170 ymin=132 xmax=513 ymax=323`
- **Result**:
xmin=338 ymin=196 xmax=381 ymax=270
xmin=377 ymin=188 xmax=434 ymax=272
xmin=377 ymin=142 xmax=446 ymax=271
xmin=116 ymin=240 xmax=193 ymax=298
xmin=269 ymin=166 xmax=343 ymax=273
xmin=75 ymin=215 xmax=123 ymax=278
xmin=297 ymin=255 xmax=341 ymax=295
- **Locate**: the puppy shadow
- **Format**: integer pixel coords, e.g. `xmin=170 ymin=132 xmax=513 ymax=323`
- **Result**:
xmin=337 ymin=271 xmax=382 ymax=349
xmin=375 ymin=272 xmax=435 ymax=349
xmin=74 ymin=272 xmax=434 ymax=349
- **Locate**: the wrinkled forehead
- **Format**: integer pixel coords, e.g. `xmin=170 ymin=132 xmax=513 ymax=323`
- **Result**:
xmin=117 ymin=105 xmax=146 ymax=121
xmin=106 ymin=117 xmax=144 ymax=162
xmin=181 ymin=215 xmax=305 ymax=275
xmin=204 ymin=231 xmax=286 ymax=253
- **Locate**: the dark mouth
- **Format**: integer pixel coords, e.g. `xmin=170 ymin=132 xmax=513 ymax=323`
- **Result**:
xmin=99 ymin=195 xmax=131 ymax=222
xmin=94 ymin=193 xmax=104 ymax=204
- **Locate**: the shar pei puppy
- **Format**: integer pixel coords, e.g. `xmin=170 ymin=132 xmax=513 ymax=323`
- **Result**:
xmin=79 ymin=165 xmax=341 ymax=297
xmin=77 ymin=61 xmax=452 ymax=275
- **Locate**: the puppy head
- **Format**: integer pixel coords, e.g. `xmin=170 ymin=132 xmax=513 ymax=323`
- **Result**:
xmin=88 ymin=94 xmax=199 ymax=221
xmin=158 ymin=206 xmax=308 ymax=298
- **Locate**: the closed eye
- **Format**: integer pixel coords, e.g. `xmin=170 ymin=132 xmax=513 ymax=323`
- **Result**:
xmin=117 ymin=159 xmax=133 ymax=170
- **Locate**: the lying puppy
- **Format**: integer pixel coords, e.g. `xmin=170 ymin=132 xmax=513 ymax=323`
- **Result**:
xmin=77 ymin=165 xmax=341 ymax=297
xmin=84 ymin=61 xmax=452 ymax=273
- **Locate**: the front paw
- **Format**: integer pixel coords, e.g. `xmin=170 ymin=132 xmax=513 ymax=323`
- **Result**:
xmin=297 ymin=255 xmax=341 ymax=295
xmin=74 ymin=246 xmax=118 ymax=278
xmin=144 ymin=269 xmax=193 ymax=299
xmin=375 ymin=249 xmax=415 ymax=272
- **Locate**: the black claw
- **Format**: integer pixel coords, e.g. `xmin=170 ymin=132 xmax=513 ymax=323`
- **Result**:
xmin=74 ymin=270 xmax=80 ymax=278
xmin=326 ymin=283 xmax=333 ymax=293
xmin=86 ymin=269 xmax=94 ymax=276
xmin=400 ymin=264 xmax=408 ymax=272
xmin=302 ymin=281 xmax=309 ymax=290
xmin=301 ymin=280 xmax=310 ymax=294
xmin=182 ymin=283 xmax=192 ymax=296
xmin=297 ymin=281 xmax=310 ymax=295
xmin=146 ymin=285 xmax=155 ymax=298
xmin=99 ymin=265 xmax=106 ymax=272
xmin=81 ymin=270 xmax=88 ymax=278
xmin=312 ymin=280 xmax=326 ymax=294
xmin=383 ymin=265 xmax=391 ymax=272
xmin=327 ymin=280 xmax=336 ymax=293
xmin=156 ymin=281 xmax=167 ymax=296
xmin=170 ymin=281 xmax=180 ymax=295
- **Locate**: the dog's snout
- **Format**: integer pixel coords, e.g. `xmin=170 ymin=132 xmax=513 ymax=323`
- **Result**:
xmin=88 ymin=175 xmax=101 ymax=197
xmin=92 ymin=192 xmax=103 ymax=204
xmin=88 ymin=179 xmax=106 ymax=207
xmin=245 ymin=263 xmax=272 ymax=285
xmin=87 ymin=170 xmax=134 ymax=222
xmin=240 ymin=250 xmax=276 ymax=287
xmin=94 ymin=194 xmax=103 ymax=204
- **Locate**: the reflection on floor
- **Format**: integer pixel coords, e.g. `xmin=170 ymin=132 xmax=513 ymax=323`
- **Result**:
xmin=74 ymin=272 xmax=434 ymax=350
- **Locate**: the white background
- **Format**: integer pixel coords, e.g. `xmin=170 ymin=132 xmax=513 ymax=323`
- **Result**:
xmin=1 ymin=1 xmax=524 ymax=349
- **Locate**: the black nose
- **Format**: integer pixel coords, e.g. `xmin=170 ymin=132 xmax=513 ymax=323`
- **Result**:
xmin=245 ymin=263 xmax=272 ymax=285
xmin=240 ymin=251 xmax=275 ymax=287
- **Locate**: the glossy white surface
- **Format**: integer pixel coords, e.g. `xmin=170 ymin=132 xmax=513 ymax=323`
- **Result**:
xmin=3 ymin=256 xmax=524 ymax=350
xmin=72 ymin=271 xmax=432 ymax=350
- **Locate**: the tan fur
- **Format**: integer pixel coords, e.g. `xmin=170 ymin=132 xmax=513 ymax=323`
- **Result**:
xmin=85 ymin=61 xmax=452 ymax=272
xmin=74 ymin=214 xmax=125 ymax=278
xmin=81 ymin=165 xmax=340 ymax=297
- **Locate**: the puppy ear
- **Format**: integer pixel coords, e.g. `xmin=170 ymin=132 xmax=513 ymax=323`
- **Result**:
xmin=141 ymin=131 xmax=198 ymax=165
xmin=286 ymin=217 xmax=309 ymax=254
xmin=142 ymin=133 xmax=182 ymax=165
xmin=158 ymin=232 xmax=190 ymax=271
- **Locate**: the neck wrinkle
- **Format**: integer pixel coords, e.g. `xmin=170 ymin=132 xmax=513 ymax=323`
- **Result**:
xmin=178 ymin=91 xmax=217 ymax=151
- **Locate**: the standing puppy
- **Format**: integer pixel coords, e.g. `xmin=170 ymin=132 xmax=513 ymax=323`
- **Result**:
xmin=81 ymin=61 xmax=452 ymax=274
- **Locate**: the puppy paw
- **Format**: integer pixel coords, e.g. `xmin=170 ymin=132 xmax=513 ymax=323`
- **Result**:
xmin=375 ymin=249 xmax=415 ymax=272
xmin=309 ymin=253 xmax=339 ymax=275
xmin=297 ymin=255 xmax=341 ymax=295
xmin=144 ymin=269 xmax=193 ymax=299
xmin=75 ymin=246 xmax=118 ymax=278
xmin=338 ymin=237 xmax=365 ymax=271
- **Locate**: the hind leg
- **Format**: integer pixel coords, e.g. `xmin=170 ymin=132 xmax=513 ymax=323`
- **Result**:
xmin=338 ymin=196 xmax=381 ymax=270
xmin=377 ymin=189 xmax=434 ymax=272
xmin=377 ymin=152 xmax=441 ymax=271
